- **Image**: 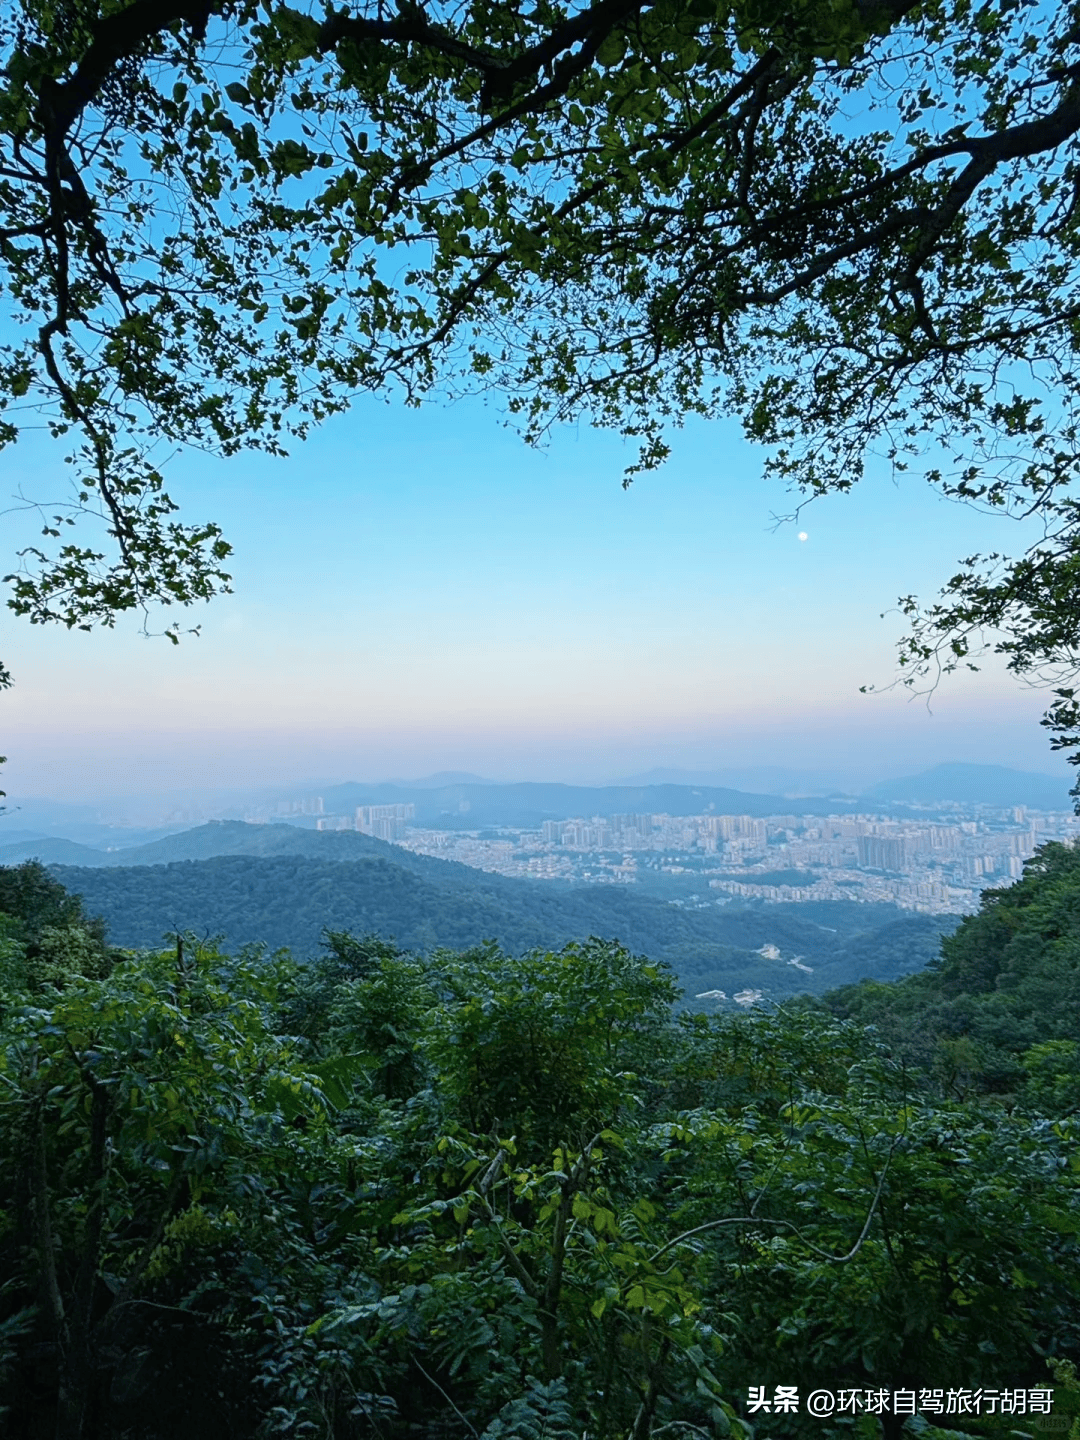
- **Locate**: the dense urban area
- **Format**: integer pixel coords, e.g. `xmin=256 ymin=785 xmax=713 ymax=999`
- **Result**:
xmin=242 ymin=795 xmax=1080 ymax=914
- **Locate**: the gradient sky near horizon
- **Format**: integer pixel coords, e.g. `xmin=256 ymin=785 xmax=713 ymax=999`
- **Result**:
xmin=1 ymin=388 xmax=1069 ymax=802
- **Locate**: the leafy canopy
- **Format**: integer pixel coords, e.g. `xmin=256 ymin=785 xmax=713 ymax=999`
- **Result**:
xmin=825 ymin=841 xmax=1080 ymax=1098
xmin=6 ymin=0 xmax=1080 ymax=758
xmin=3 ymin=891 xmax=1080 ymax=1439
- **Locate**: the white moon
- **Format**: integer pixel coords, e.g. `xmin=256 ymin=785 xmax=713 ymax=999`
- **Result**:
xmin=798 ymin=531 xmax=808 ymax=541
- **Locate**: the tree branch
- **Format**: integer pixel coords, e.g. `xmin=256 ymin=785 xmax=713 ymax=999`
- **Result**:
xmin=646 ymin=1136 xmax=899 ymax=1270
xmin=43 ymin=1 xmax=220 ymax=140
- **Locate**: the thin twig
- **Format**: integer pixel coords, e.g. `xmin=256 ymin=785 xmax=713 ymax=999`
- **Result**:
xmin=414 ymin=1358 xmax=480 ymax=1438
xmin=647 ymin=1134 xmax=900 ymax=1269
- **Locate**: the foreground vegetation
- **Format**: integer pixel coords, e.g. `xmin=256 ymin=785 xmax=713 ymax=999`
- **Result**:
xmin=2 ymin=857 xmax=1080 ymax=1440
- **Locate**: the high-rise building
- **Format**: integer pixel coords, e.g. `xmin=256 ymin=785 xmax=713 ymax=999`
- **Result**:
xmin=356 ymin=802 xmax=416 ymax=840
xmin=857 ymin=835 xmax=906 ymax=870
xmin=714 ymin=815 xmax=767 ymax=843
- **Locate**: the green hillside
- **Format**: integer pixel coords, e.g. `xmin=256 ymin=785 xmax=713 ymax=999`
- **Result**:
xmin=822 ymin=841 xmax=1080 ymax=1093
xmin=102 ymin=819 xmax=466 ymax=868
xmin=51 ymin=846 xmax=955 ymax=1003
xmin=0 ymin=836 xmax=110 ymax=867
xmin=2 ymin=863 xmax=1078 ymax=1440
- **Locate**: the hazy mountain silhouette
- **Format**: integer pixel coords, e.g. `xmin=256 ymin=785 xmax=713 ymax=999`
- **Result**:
xmin=0 ymin=837 xmax=112 ymax=866
xmin=315 ymin=779 xmax=865 ymax=827
xmin=863 ymin=763 xmax=1071 ymax=809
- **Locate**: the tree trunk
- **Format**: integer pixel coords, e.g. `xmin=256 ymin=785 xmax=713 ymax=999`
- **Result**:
xmin=52 ymin=1075 xmax=111 ymax=1440
xmin=27 ymin=1094 xmax=77 ymax=1434
xmin=541 ymin=1185 xmax=573 ymax=1379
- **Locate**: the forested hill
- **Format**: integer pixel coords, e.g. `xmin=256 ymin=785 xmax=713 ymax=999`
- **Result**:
xmin=2 ymin=820 xmax=436 ymax=869
xmin=823 ymin=841 xmax=1080 ymax=1087
xmin=4 ymin=871 xmax=1078 ymax=1439
xmin=52 ymin=849 xmax=955 ymax=1003
xmin=56 ymin=819 xmax=466 ymax=869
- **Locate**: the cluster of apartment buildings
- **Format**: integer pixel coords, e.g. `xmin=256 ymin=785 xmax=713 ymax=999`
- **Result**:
xmin=243 ymin=791 xmax=1080 ymax=915
xmin=398 ymin=805 xmax=1079 ymax=914
xmin=315 ymin=802 xmax=416 ymax=841
xmin=539 ymin=813 xmax=769 ymax=852
xmin=242 ymin=796 xmax=419 ymax=841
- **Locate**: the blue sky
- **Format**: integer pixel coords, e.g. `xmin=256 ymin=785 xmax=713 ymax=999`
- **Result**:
xmin=1 ymin=390 xmax=1067 ymax=801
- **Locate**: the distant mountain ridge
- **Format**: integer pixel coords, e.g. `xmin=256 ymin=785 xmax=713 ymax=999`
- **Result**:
xmin=863 ymin=763 xmax=1072 ymax=809
xmin=611 ymin=767 xmax=858 ymax=795
xmin=0 ymin=837 xmax=112 ymax=867
xmin=5 ymin=764 xmax=1070 ymax=870
xmin=315 ymin=779 xmax=866 ymax=828
xmin=4 ymin=822 xmax=451 ymax=871
xmin=380 ymin=771 xmax=495 ymax=788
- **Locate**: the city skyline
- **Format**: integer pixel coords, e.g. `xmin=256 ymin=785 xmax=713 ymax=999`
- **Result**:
xmin=305 ymin=793 xmax=1080 ymax=917
xmin=9 ymin=784 xmax=1072 ymax=920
